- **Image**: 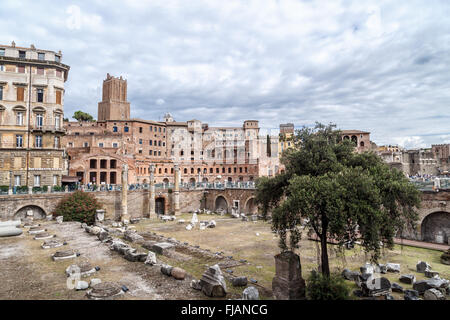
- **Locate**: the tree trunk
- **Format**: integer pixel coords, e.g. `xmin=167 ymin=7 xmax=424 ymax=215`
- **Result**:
xmin=320 ymin=227 xmax=330 ymax=277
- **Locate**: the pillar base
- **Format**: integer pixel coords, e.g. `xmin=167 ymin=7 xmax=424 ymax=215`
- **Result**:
xmin=272 ymin=251 xmax=306 ymax=300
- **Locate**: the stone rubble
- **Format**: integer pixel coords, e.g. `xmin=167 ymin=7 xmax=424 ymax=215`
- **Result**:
xmin=199 ymin=264 xmax=227 ymax=297
xmin=242 ymin=286 xmax=259 ymax=300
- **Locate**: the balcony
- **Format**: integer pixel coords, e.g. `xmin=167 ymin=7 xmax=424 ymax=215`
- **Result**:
xmin=31 ymin=125 xmax=66 ymax=133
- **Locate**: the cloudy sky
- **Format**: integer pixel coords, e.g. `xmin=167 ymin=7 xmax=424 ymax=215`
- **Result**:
xmin=1 ymin=0 xmax=449 ymax=148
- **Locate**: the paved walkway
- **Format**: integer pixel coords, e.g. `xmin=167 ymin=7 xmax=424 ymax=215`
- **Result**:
xmin=394 ymin=238 xmax=449 ymax=252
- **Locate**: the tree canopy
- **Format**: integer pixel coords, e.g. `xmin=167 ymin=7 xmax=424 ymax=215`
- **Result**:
xmin=73 ymin=110 xmax=94 ymax=122
xmin=256 ymin=123 xmax=421 ymax=276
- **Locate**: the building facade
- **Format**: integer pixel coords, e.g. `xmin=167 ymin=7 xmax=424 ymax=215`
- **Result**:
xmin=63 ymin=74 xmax=280 ymax=185
xmin=0 ymin=42 xmax=70 ymax=188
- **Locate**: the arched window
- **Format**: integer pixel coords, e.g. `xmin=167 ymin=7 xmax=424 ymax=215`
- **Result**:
xmin=360 ymin=141 xmax=365 ymax=147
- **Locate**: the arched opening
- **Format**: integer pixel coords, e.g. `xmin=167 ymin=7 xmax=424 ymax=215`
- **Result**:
xmin=360 ymin=141 xmax=365 ymax=147
xmin=343 ymin=135 xmax=349 ymax=140
xmin=14 ymin=205 xmax=46 ymax=220
xmin=351 ymin=135 xmax=358 ymax=145
xmin=421 ymin=211 xmax=450 ymax=243
xmin=215 ymin=196 xmax=228 ymax=213
xmin=189 ymin=178 xmax=196 ymax=186
xmin=163 ymin=178 xmax=169 ymax=185
xmin=143 ymin=179 xmax=148 ymax=184
xmin=202 ymin=177 xmax=208 ymax=183
xmin=227 ymin=177 xmax=232 ymax=182
xmin=155 ymin=197 xmax=165 ymax=215
xmin=245 ymin=198 xmax=258 ymax=214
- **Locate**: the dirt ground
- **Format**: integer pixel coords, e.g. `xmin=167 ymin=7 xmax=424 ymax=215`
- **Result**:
xmin=136 ymin=213 xmax=450 ymax=300
xmin=0 ymin=221 xmax=203 ymax=300
xmin=0 ymin=214 xmax=448 ymax=300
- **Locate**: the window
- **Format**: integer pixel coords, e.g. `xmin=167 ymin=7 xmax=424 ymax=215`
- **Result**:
xmin=159 ymin=127 xmax=161 ymax=132
xmin=36 ymin=113 xmax=43 ymax=128
xmin=53 ymin=175 xmax=58 ymax=186
xmin=16 ymin=135 xmax=23 ymax=147
xmin=112 ymin=142 xmax=118 ymax=148
xmin=149 ymin=140 xmax=152 ymax=146
xmin=139 ymin=139 xmax=142 ymax=144
xmin=0 ymin=64 xmax=3 ymax=72
xmin=139 ymin=149 xmax=142 ymax=154
xmin=158 ymin=151 xmax=161 ymax=156
xmin=99 ymin=143 xmax=104 ymax=147
xmin=56 ymin=90 xmax=62 ymax=104
xmin=0 ymin=86 xmax=3 ymax=100
xmin=124 ymin=126 xmax=129 ymax=132
xmin=14 ymin=175 xmax=21 ymax=186
xmin=19 ymin=51 xmax=26 ymax=59
xmin=68 ymin=142 xmax=73 ymax=147
xmin=149 ymin=150 xmax=153 ymax=155
xmin=38 ymin=52 xmax=45 ymax=60
xmin=37 ymin=89 xmax=44 ymax=102
xmin=55 ymin=55 xmax=61 ymax=63
xmin=139 ymin=127 xmax=143 ymax=133
xmin=34 ymin=175 xmax=41 ymax=187
xmin=35 ymin=135 xmax=42 ymax=148
xmin=17 ymin=87 xmax=24 ymax=101
xmin=0 ymin=48 xmax=4 ymax=56
xmin=158 ymin=141 xmax=161 ymax=146
xmin=55 ymin=115 xmax=61 ymax=129
xmin=83 ymin=142 xmax=89 ymax=147
xmin=56 ymin=70 xmax=62 ymax=78
xmin=113 ymin=126 xmax=118 ymax=132
xmin=149 ymin=126 xmax=152 ymax=131
xmin=18 ymin=65 xmax=25 ymax=73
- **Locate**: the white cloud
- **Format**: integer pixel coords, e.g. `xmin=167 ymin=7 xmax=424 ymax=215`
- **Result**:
xmin=1 ymin=0 xmax=449 ymax=149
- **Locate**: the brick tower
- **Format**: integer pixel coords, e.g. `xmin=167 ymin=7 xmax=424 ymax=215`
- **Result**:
xmin=97 ymin=73 xmax=130 ymax=121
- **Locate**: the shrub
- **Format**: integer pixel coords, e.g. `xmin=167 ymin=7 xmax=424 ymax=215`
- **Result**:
xmin=0 ymin=185 xmax=9 ymax=192
xmin=52 ymin=191 xmax=101 ymax=225
xmin=168 ymin=188 xmax=173 ymax=194
xmin=306 ymin=271 xmax=350 ymax=300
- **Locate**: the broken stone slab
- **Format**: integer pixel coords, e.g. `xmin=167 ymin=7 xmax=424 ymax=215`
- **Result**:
xmin=399 ymin=274 xmax=416 ymax=285
xmin=231 ymin=276 xmax=248 ymax=287
xmin=150 ymin=242 xmax=175 ymax=255
xmin=86 ymin=282 xmax=124 ymax=300
xmin=161 ymin=264 xmax=173 ymax=276
xmin=242 ymin=286 xmax=259 ymax=300
xmin=416 ymin=261 xmax=431 ymax=273
xmin=199 ymin=223 xmax=206 ymax=230
xmin=355 ymin=273 xmax=373 ymax=288
xmin=98 ymin=230 xmax=111 ymax=243
xmin=342 ymin=269 xmax=361 ymax=281
xmin=90 ymin=278 xmax=102 ymax=287
xmin=89 ymin=226 xmax=103 ymax=235
xmin=28 ymin=227 xmax=46 ymax=234
xmin=177 ymin=219 xmax=186 ymax=224
xmin=52 ymin=250 xmax=78 ymax=261
xmin=56 ymin=216 xmax=63 ymax=224
xmin=23 ymin=223 xmax=40 ymax=228
xmin=41 ymin=239 xmax=65 ymax=249
xmin=75 ymin=280 xmax=89 ymax=290
xmin=171 ymin=267 xmax=186 ymax=280
xmin=424 ymin=269 xmax=440 ymax=278
xmin=142 ymin=240 xmax=157 ymax=251
xmin=123 ymin=230 xmax=144 ymax=243
xmin=413 ymin=278 xmax=449 ymax=295
xmin=361 ymin=277 xmax=391 ymax=297
xmin=385 ymin=263 xmax=400 ymax=273
xmin=0 ymin=226 xmax=23 ymax=237
xmin=33 ymin=232 xmax=55 ymax=240
xmin=124 ymin=249 xmax=147 ymax=262
xmin=130 ymin=218 xmax=141 ymax=224
xmin=200 ymin=264 xmax=227 ymax=297
xmin=0 ymin=220 xmax=21 ymax=228
xmin=110 ymin=239 xmax=131 ymax=254
xmin=207 ymin=220 xmax=216 ymax=228
xmin=144 ymin=251 xmax=157 ymax=266
xmin=424 ymin=288 xmax=446 ymax=300
xmin=185 ymin=223 xmax=194 ymax=231
xmin=360 ymin=263 xmax=375 ymax=276
xmin=66 ymin=263 xmax=97 ymax=278
xmin=404 ymin=289 xmax=420 ymax=300
xmin=191 ymin=279 xmax=202 ymax=290
xmin=391 ymin=283 xmax=404 ymax=293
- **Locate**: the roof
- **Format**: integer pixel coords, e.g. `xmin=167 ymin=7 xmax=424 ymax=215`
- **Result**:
xmin=341 ymin=130 xmax=370 ymax=134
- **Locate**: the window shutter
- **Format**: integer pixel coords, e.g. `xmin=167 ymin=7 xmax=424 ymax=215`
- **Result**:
xmin=17 ymin=87 xmax=24 ymax=101
xmin=56 ymin=90 xmax=62 ymax=104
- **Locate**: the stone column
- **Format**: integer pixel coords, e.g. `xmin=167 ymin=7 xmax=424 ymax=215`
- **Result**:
xmin=272 ymin=251 xmax=306 ymax=300
xmin=173 ymin=164 xmax=180 ymax=215
xmin=149 ymin=164 xmax=155 ymax=217
xmin=121 ymin=164 xmax=130 ymax=224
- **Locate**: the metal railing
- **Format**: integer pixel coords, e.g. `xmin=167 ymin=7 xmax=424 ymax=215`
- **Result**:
xmin=409 ymin=177 xmax=450 ymax=191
